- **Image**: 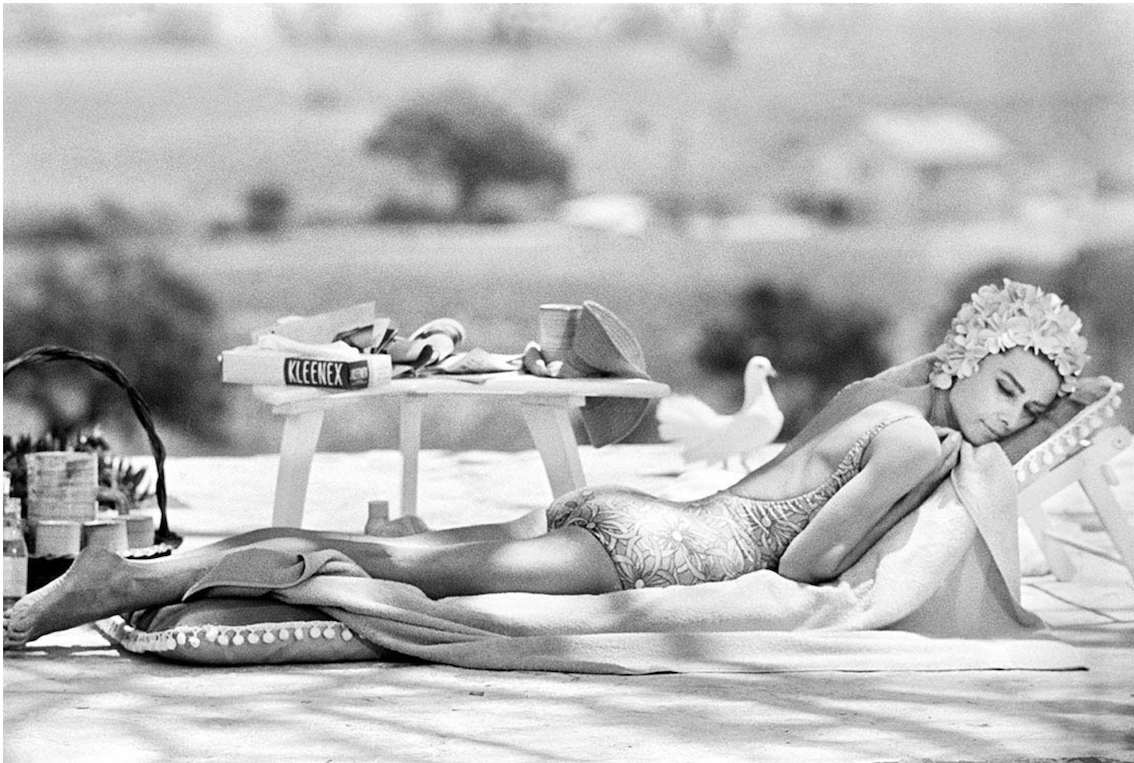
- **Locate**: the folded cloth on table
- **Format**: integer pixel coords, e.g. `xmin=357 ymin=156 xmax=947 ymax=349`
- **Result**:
xmin=434 ymin=348 xmax=522 ymax=375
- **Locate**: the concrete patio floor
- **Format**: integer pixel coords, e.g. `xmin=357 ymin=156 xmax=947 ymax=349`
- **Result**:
xmin=4 ymin=444 xmax=1133 ymax=762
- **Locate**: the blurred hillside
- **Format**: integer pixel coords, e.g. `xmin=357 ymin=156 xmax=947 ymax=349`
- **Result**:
xmin=5 ymin=4 xmax=1134 ymax=223
xmin=4 ymin=4 xmax=1133 ymax=456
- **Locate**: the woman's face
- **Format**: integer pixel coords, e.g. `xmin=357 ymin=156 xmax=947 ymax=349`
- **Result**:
xmin=947 ymin=347 xmax=1061 ymax=445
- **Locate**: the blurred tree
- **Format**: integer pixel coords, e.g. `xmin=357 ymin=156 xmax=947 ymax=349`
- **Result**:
xmin=245 ymin=184 xmax=291 ymax=234
xmin=365 ymin=86 xmax=572 ymax=219
xmin=696 ymin=282 xmax=890 ymax=437
xmin=667 ymin=4 xmax=750 ymax=68
xmin=1053 ymin=245 xmax=1134 ymax=428
xmin=487 ymin=4 xmax=546 ymax=48
xmin=614 ymin=4 xmax=674 ymax=41
xmin=3 ymin=244 xmax=226 ymax=444
xmin=2 ymin=4 xmax=63 ymax=46
xmin=3 ymin=199 xmax=172 ymax=248
xmin=149 ymin=4 xmax=215 ymax=46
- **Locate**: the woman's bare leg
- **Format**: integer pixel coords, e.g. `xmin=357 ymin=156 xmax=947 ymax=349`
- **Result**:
xmin=3 ymin=506 xmax=552 ymax=644
xmin=3 ymin=523 xmax=617 ymax=647
xmin=162 ymin=525 xmax=619 ymax=598
xmin=363 ymin=508 xmax=548 ymax=548
xmin=348 ymin=526 xmax=620 ymax=598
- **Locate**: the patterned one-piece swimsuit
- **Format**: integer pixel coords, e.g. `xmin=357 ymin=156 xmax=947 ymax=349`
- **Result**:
xmin=547 ymin=415 xmax=912 ymax=590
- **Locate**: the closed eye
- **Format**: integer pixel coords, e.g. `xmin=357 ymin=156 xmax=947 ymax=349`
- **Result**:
xmin=1000 ymin=375 xmax=1045 ymax=423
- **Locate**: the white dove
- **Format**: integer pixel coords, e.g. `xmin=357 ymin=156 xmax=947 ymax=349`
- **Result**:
xmin=656 ymin=355 xmax=784 ymax=470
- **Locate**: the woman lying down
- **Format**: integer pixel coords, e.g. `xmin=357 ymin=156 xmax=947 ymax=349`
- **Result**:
xmin=4 ymin=279 xmax=1090 ymax=649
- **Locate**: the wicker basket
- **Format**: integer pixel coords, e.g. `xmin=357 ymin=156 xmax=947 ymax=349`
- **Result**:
xmin=3 ymin=345 xmax=180 ymax=550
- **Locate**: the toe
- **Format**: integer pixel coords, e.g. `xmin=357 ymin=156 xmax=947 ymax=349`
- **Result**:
xmin=3 ymin=629 xmax=28 ymax=649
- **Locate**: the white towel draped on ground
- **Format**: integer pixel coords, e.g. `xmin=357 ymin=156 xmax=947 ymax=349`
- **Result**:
xmin=173 ymin=439 xmax=1083 ymax=673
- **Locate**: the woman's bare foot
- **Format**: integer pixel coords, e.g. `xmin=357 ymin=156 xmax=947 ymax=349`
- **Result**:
xmin=3 ymin=547 xmax=133 ymax=648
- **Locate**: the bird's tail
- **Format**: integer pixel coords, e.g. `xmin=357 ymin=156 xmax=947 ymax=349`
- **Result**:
xmin=656 ymin=394 xmax=721 ymax=442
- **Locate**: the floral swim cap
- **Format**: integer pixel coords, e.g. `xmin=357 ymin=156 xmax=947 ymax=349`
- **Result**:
xmin=930 ymin=279 xmax=1089 ymax=395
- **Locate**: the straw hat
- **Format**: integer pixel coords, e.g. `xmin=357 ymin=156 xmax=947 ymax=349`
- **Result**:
xmin=561 ymin=301 xmax=652 ymax=447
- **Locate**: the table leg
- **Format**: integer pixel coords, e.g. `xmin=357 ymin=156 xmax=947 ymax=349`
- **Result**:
xmin=272 ymin=409 xmax=325 ymax=527
xmin=399 ymin=395 xmax=425 ymax=517
xmin=521 ymin=401 xmax=586 ymax=498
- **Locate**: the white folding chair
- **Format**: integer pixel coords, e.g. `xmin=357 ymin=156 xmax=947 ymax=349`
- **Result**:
xmin=1015 ymin=381 xmax=1133 ymax=582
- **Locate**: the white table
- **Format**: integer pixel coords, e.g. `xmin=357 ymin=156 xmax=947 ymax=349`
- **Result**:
xmin=258 ymin=373 xmax=670 ymax=527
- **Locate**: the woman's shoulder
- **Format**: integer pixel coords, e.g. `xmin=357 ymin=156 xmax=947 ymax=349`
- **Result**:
xmin=849 ymin=401 xmax=940 ymax=463
xmin=854 ymin=399 xmax=928 ymax=426
xmin=770 ymin=398 xmax=937 ymax=477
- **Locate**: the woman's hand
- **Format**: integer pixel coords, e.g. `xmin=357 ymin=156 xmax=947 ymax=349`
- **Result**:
xmin=927 ymin=426 xmax=963 ymax=492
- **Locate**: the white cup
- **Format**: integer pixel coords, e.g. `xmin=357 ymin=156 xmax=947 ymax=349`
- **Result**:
xmin=538 ymin=304 xmax=582 ymax=364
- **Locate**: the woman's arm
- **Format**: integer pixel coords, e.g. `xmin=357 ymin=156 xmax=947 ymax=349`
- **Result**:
xmin=777 ymin=417 xmax=946 ymax=584
xmin=822 ymin=427 xmax=962 ymax=579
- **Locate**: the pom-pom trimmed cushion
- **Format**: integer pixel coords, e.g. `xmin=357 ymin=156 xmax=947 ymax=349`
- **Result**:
xmin=98 ymin=598 xmax=390 ymax=665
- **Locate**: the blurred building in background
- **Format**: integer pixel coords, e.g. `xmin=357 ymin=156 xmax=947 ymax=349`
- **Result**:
xmin=813 ymin=110 xmax=1012 ymax=224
